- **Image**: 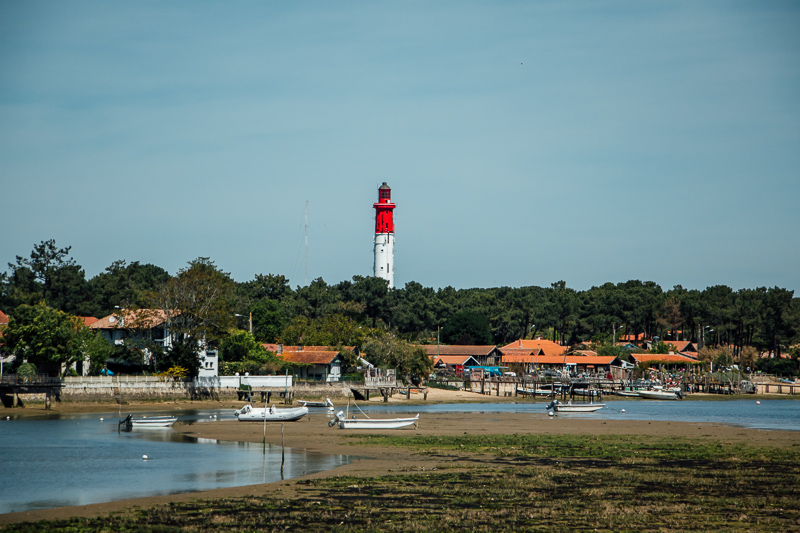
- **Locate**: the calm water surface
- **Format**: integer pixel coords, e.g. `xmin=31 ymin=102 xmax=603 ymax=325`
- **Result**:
xmin=353 ymin=398 xmax=800 ymax=431
xmin=2 ymin=399 xmax=798 ymax=514
xmin=0 ymin=409 xmax=350 ymax=514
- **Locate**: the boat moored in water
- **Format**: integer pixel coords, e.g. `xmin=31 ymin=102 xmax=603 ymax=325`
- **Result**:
xmin=637 ymin=389 xmax=684 ymax=400
xmin=119 ymin=414 xmax=177 ymax=429
xmin=545 ymin=399 xmax=606 ymax=414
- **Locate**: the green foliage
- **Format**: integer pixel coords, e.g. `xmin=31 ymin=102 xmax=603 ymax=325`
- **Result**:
xmin=220 ymin=329 xmax=267 ymax=363
xmin=649 ymin=340 xmax=678 ymax=354
xmin=250 ymin=299 xmax=285 ymax=342
xmin=16 ymin=362 xmax=37 ymax=376
xmin=362 ymin=331 xmax=434 ymax=383
xmin=148 ymin=257 xmax=237 ymax=344
xmin=595 ymin=343 xmax=633 ymax=360
xmin=84 ymin=260 xmax=169 ymax=317
xmin=279 ymin=314 xmax=369 ymax=348
xmin=6 ymin=435 xmax=799 ymax=533
xmin=440 ymin=309 xmax=492 ymax=345
xmin=2 ymin=240 xmax=799 ymax=368
xmin=220 ymin=360 xmax=283 ymax=376
xmin=4 ymin=239 xmax=89 ymax=314
xmin=82 ymin=329 xmax=117 ymax=375
xmin=756 ymin=356 xmax=799 ymax=377
xmin=3 ymin=302 xmax=88 ymax=375
xmin=159 ymin=338 xmax=201 ymax=377
xmin=217 ymin=330 xmax=285 ymax=376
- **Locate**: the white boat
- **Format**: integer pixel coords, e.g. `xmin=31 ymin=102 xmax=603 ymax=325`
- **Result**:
xmin=234 ymin=403 xmax=309 ymax=422
xmin=517 ymin=384 xmax=564 ymax=396
xmin=298 ymin=398 xmax=335 ymax=409
xmin=517 ymin=387 xmax=557 ymax=396
xmin=119 ymin=414 xmax=177 ymax=428
xmin=614 ymin=390 xmax=641 ymax=397
xmin=328 ymin=410 xmax=419 ymax=429
xmin=545 ymin=399 xmax=605 ymax=413
xmin=637 ymin=390 xmax=683 ymax=400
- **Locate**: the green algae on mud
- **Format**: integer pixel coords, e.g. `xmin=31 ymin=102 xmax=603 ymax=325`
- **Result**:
xmin=3 ymin=434 xmax=799 ymax=533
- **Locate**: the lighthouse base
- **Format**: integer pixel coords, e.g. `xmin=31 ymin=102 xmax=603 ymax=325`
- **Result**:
xmin=373 ymin=233 xmax=394 ymax=288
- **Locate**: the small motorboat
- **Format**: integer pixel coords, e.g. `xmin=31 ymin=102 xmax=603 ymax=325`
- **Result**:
xmin=545 ymin=399 xmax=605 ymax=414
xmin=298 ymin=398 xmax=335 ymax=409
xmin=119 ymin=414 xmax=177 ymax=429
xmin=234 ymin=403 xmax=309 ymax=422
xmin=328 ymin=410 xmax=419 ymax=430
xmin=638 ymin=389 xmax=684 ymax=400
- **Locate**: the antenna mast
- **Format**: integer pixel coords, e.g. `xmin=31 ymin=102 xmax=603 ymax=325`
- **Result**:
xmin=304 ymin=201 xmax=308 ymax=286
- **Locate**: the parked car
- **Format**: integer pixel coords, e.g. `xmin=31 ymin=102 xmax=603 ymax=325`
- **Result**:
xmin=740 ymin=380 xmax=757 ymax=394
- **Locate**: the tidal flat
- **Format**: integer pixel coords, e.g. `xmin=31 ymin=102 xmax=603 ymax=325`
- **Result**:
xmin=4 ymin=432 xmax=799 ymax=532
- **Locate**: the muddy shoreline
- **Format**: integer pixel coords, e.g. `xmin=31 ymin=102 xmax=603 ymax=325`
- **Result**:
xmin=2 ymin=391 xmax=799 ymax=526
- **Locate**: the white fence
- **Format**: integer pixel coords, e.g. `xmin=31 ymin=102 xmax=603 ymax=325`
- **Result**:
xmin=201 ymin=376 xmax=293 ymax=389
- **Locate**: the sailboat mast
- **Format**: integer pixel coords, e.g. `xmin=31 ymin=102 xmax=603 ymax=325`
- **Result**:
xmin=304 ymin=201 xmax=308 ymax=287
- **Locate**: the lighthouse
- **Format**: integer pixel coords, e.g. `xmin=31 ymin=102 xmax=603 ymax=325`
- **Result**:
xmin=373 ymin=182 xmax=396 ymax=288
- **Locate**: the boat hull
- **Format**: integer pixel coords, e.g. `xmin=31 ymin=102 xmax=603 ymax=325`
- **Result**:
xmin=555 ymin=404 xmax=605 ymax=413
xmin=235 ymin=404 xmax=309 ymax=422
xmin=545 ymin=399 xmax=605 ymax=413
xmin=328 ymin=410 xmax=419 ymax=429
xmin=337 ymin=415 xmax=419 ymax=429
xmin=637 ymin=390 xmax=681 ymax=400
xmin=119 ymin=414 xmax=177 ymax=429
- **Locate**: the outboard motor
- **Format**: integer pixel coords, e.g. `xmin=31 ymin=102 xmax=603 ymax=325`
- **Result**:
xmin=676 ymin=390 xmax=685 ymax=399
xmin=328 ymin=410 xmax=345 ymax=427
xmin=545 ymin=400 xmax=559 ymax=410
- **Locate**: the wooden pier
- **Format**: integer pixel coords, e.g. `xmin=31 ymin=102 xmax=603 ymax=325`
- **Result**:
xmin=350 ymin=386 xmax=428 ymax=402
xmin=0 ymin=374 xmax=62 ymax=409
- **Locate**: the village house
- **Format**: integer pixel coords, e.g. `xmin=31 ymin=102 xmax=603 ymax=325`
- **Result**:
xmin=90 ymin=309 xmax=218 ymax=377
xmin=421 ymin=344 xmax=501 ymax=375
xmin=629 ymin=353 xmax=701 ymax=370
xmin=264 ymin=344 xmax=352 ymax=382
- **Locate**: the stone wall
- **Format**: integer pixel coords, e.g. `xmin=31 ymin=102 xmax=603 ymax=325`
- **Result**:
xmin=8 ymin=377 xmax=359 ymax=404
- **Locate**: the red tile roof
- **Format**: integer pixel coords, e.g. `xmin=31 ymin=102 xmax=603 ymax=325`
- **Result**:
xmin=0 ymin=310 xmax=8 ymax=325
xmin=502 ymin=354 xmax=618 ymax=365
xmin=278 ymin=350 xmax=340 ymax=365
xmin=421 ymin=345 xmax=497 ymax=357
xmin=432 ymin=355 xmax=480 ymax=366
xmin=500 ymin=339 xmax=566 ymax=358
xmin=90 ymin=309 xmax=173 ymax=330
xmin=263 ymin=344 xmax=354 ymax=353
xmin=629 ymin=353 xmax=700 ymax=364
xmin=79 ymin=316 xmax=99 ymax=327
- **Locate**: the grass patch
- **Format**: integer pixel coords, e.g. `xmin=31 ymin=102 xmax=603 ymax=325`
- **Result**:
xmin=4 ymin=434 xmax=799 ymax=532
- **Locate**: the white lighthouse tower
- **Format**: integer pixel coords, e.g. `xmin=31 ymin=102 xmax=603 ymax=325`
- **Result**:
xmin=373 ymin=182 xmax=396 ymax=288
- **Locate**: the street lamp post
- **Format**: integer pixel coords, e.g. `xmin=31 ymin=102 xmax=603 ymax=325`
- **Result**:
xmin=236 ymin=313 xmax=253 ymax=335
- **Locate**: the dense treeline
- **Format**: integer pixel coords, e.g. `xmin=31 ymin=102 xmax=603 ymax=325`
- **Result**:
xmin=1 ymin=240 xmax=798 ymax=378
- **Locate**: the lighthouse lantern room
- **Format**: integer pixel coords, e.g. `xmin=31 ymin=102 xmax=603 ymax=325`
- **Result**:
xmin=373 ymin=182 xmax=396 ymax=288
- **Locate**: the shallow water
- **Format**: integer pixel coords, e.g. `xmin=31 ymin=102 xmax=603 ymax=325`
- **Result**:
xmin=350 ymin=398 xmax=800 ymax=431
xmin=2 ymin=399 xmax=797 ymax=514
xmin=0 ymin=410 xmax=350 ymax=514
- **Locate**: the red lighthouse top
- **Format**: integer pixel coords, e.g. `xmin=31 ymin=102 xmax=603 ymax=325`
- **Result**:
xmin=373 ymin=182 xmax=396 ymax=234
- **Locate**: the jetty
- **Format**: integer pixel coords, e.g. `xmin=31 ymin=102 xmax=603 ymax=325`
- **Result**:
xmin=0 ymin=374 xmax=62 ymax=409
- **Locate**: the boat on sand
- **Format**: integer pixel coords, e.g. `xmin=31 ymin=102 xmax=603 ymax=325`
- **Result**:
xmin=328 ymin=410 xmax=419 ymax=429
xmin=298 ymin=398 xmax=335 ymax=409
xmin=234 ymin=404 xmax=309 ymax=422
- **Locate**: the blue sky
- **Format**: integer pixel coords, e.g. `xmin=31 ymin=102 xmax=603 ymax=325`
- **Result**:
xmin=1 ymin=1 xmax=798 ymax=292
